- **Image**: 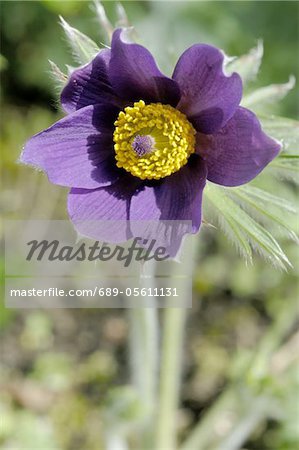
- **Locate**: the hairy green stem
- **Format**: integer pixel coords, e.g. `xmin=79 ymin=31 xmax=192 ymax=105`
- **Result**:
xmin=155 ymin=306 xmax=187 ymax=450
xmin=128 ymin=260 xmax=159 ymax=448
xmin=214 ymin=396 xmax=271 ymax=450
xmin=180 ymin=388 xmax=238 ymax=450
xmin=155 ymin=236 xmax=195 ymax=449
xmin=105 ymin=430 xmax=129 ymax=450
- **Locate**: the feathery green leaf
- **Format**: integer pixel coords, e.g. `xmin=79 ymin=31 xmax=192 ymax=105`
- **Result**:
xmin=225 ymin=41 xmax=263 ymax=85
xmin=235 ymin=185 xmax=297 ymax=213
xmin=205 ymin=188 xmax=253 ymax=261
xmin=48 ymin=60 xmax=68 ymax=88
xmin=259 ymin=115 xmax=299 ymax=153
xmin=59 ymin=16 xmax=100 ymax=65
xmin=93 ymin=0 xmax=114 ymax=43
xmin=242 ymin=76 xmax=295 ymax=108
xmin=116 ymin=2 xmax=130 ymax=28
xmin=268 ymin=156 xmax=299 ymax=184
xmin=204 ymin=184 xmax=292 ymax=269
xmin=229 ymin=186 xmax=298 ymax=243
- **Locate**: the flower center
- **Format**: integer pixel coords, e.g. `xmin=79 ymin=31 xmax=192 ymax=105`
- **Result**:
xmin=113 ymin=100 xmax=196 ymax=180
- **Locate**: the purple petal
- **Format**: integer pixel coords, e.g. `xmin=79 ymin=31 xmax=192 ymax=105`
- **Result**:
xmin=129 ymin=156 xmax=207 ymax=255
xmin=61 ymin=49 xmax=125 ymax=114
xmin=68 ymin=175 xmax=142 ymax=242
xmin=197 ymin=107 xmax=281 ymax=187
xmin=20 ymin=104 xmax=121 ymax=189
xmin=173 ymin=44 xmax=242 ymax=134
xmin=109 ymin=28 xmax=181 ymax=106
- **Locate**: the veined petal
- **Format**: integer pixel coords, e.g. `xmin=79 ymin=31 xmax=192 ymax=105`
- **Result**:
xmin=61 ymin=49 xmax=124 ymax=113
xmin=20 ymin=104 xmax=121 ymax=189
xmin=109 ymin=28 xmax=181 ymax=106
xmin=129 ymin=155 xmax=207 ymax=255
xmin=198 ymin=107 xmax=281 ymax=187
xmin=173 ymin=44 xmax=242 ymax=134
xmin=68 ymin=175 xmax=142 ymax=242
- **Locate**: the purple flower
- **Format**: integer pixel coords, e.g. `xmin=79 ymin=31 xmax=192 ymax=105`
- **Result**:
xmin=21 ymin=29 xmax=280 ymax=254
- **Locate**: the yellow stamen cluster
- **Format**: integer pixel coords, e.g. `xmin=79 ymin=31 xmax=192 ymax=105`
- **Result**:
xmin=113 ymin=100 xmax=196 ymax=180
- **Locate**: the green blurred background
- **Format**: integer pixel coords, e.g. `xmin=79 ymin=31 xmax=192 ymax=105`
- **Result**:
xmin=1 ymin=1 xmax=298 ymax=449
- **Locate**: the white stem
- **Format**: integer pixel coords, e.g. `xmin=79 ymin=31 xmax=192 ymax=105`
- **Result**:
xmin=128 ymin=307 xmax=158 ymax=409
xmin=155 ymin=306 xmax=187 ymax=450
xmin=214 ymin=397 xmax=270 ymax=450
xmin=105 ymin=430 xmax=129 ymax=450
xmin=180 ymin=389 xmax=237 ymax=450
xmin=128 ymin=260 xmax=159 ymax=448
xmin=155 ymin=235 xmax=195 ymax=450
